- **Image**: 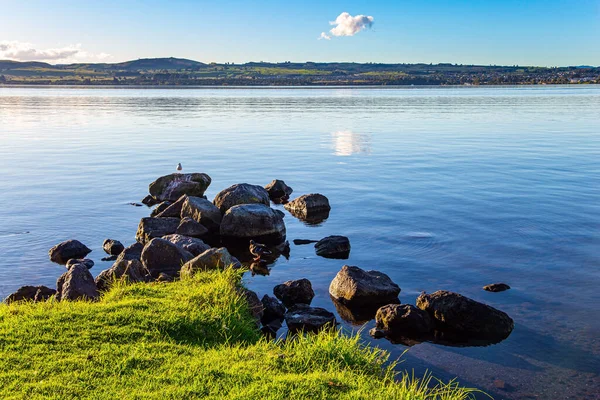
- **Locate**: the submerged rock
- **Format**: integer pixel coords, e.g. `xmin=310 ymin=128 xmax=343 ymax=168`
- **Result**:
xmin=149 ymin=172 xmax=211 ymax=202
xmin=176 ymin=217 xmax=209 ymax=238
xmin=315 ymin=235 xmax=350 ymax=259
xmin=285 ymin=304 xmax=337 ymax=334
xmin=180 ymin=247 xmax=242 ymax=276
xmin=65 ymin=258 xmax=94 ymax=270
xmin=329 ymin=265 xmax=400 ymax=307
xmin=374 ymin=304 xmax=434 ymax=337
xmin=213 ymin=183 xmax=270 ymax=214
xmin=48 ymin=240 xmax=92 ymax=265
xmin=273 ymin=278 xmax=314 ymax=308
xmin=4 ymin=285 xmax=56 ymax=304
xmin=162 ymin=234 xmax=210 ymax=257
xmin=284 ymin=194 xmax=331 ymax=224
xmin=220 ymin=204 xmax=286 ymax=244
xmin=102 ymin=239 xmax=124 ymax=256
xmin=483 ymin=283 xmax=511 ymax=292
xmin=135 ymin=217 xmax=180 ymax=244
xmin=140 ymin=238 xmax=193 ymax=278
xmin=155 ymin=195 xmax=188 ymax=218
xmin=95 ymin=259 xmax=150 ymax=292
xmin=180 ymin=196 xmax=222 ymax=232
xmin=56 ymin=263 xmax=99 ymax=301
xmin=331 ymin=297 xmax=396 ymax=325
xmin=264 ymin=180 xmax=293 ymax=203
xmin=416 ymin=290 xmax=514 ymax=339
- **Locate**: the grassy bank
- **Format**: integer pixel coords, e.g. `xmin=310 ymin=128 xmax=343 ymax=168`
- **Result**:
xmin=0 ymin=269 xmax=478 ymax=399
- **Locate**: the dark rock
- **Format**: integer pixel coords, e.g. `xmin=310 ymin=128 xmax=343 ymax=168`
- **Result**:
xmin=220 ymin=204 xmax=286 ymax=244
xmin=129 ymin=202 xmax=143 ymax=207
xmin=156 ymin=195 xmax=188 ymax=218
xmin=149 ymin=172 xmax=211 ymax=202
xmin=483 ymin=283 xmax=511 ymax=292
xmin=56 ymin=263 xmax=99 ymax=301
xmin=239 ymin=289 xmax=264 ymax=325
xmin=375 ymin=304 xmax=434 ymax=336
xmin=331 ymin=297 xmax=398 ymax=325
xmin=180 ymin=247 xmax=242 ymax=276
xmin=416 ymin=290 xmax=514 ymax=339
xmin=141 ymin=195 xmax=160 ymax=207
xmin=95 ymin=259 xmax=150 ymax=291
xmin=102 ymin=239 xmax=124 ymax=256
xmin=156 ymin=273 xmax=173 ymax=282
xmin=329 ymin=265 xmax=400 ymax=307
xmin=101 ymin=255 xmax=118 ymax=262
xmin=261 ymin=294 xmax=286 ymax=325
xmin=176 ymin=217 xmax=209 ymax=238
xmin=369 ymin=328 xmax=387 ymax=339
xmin=264 ymin=179 xmax=293 ymax=202
xmin=4 ymin=285 xmax=56 ymax=304
xmin=48 ymin=240 xmax=92 ymax=265
xmin=293 ymin=239 xmax=318 ymax=245
xmin=213 ymin=183 xmax=270 ymax=214
xmin=285 ymin=304 xmax=337 ymax=334
xmin=66 ymin=258 xmax=94 ymax=270
xmin=162 ymin=234 xmax=210 ymax=256
xmin=315 ymin=235 xmax=350 ymax=259
xmin=150 ymin=201 xmax=173 ymax=217
xmin=273 ymin=278 xmax=314 ymax=308
xmin=180 ymin=196 xmax=222 ymax=232
xmin=115 ymin=242 xmax=144 ymax=263
xmin=135 ymin=217 xmax=180 ymax=244
xmin=284 ymin=194 xmax=331 ymax=224
xmin=140 ymin=238 xmax=193 ymax=278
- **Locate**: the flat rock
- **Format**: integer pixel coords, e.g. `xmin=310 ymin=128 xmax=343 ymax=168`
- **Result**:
xmin=483 ymin=283 xmax=511 ymax=292
xmin=273 ymin=278 xmax=314 ymax=308
xmin=315 ymin=235 xmax=350 ymax=259
xmin=162 ymin=234 xmax=210 ymax=256
xmin=374 ymin=304 xmax=434 ymax=336
xmin=180 ymin=247 xmax=241 ymax=276
xmin=176 ymin=217 xmax=209 ymax=238
xmin=140 ymin=238 xmax=194 ymax=278
xmin=56 ymin=263 xmax=99 ymax=301
xmin=49 ymin=240 xmax=92 ymax=265
xmin=149 ymin=173 xmax=211 ymax=202
xmin=329 ymin=265 xmax=400 ymax=307
xmin=220 ymin=204 xmax=286 ymax=244
xmin=180 ymin=196 xmax=222 ymax=232
xmin=102 ymin=239 xmax=124 ymax=256
xmin=213 ymin=183 xmax=270 ymax=214
xmin=95 ymin=259 xmax=151 ymax=292
xmin=285 ymin=304 xmax=337 ymax=334
xmin=135 ymin=217 xmax=180 ymax=244
xmin=4 ymin=285 xmax=56 ymax=304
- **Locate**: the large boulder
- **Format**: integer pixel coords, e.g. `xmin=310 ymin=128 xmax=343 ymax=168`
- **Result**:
xmin=285 ymin=304 xmax=337 ymax=334
xmin=180 ymin=247 xmax=241 ymax=276
xmin=284 ymin=194 xmax=331 ymax=224
xmin=115 ymin=242 xmax=144 ymax=263
xmin=220 ymin=204 xmax=286 ymax=244
xmin=329 ymin=265 xmax=400 ymax=307
xmin=273 ymin=278 xmax=314 ymax=308
xmin=48 ymin=240 xmax=92 ymax=265
xmin=315 ymin=235 xmax=350 ymax=259
xmin=213 ymin=183 xmax=270 ymax=214
xmin=162 ymin=234 xmax=210 ymax=257
xmin=148 ymin=173 xmax=211 ymax=202
xmin=155 ymin=195 xmax=188 ymax=218
xmin=56 ymin=263 xmax=99 ymax=301
xmin=135 ymin=217 xmax=180 ymax=244
xmin=102 ymin=239 xmax=124 ymax=256
xmin=176 ymin=217 xmax=209 ymax=238
xmin=374 ymin=304 xmax=434 ymax=337
xmin=264 ymin=180 xmax=293 ymax=202
xmin=95 ymin=259 xmax=151 ymax=292
xmin=140 ymin=238 xmax=193 ymax=278
xmin=180 ymin=196 xmax=222 ymax=232
xmin=416 ymin=290 xmax=514 ymax=339
xmin=4 ymin=285 xmax=56 ymax=304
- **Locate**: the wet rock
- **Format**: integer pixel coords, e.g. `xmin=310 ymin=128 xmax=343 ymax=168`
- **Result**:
xmin=213 ymin=183 xmax=270 ymax=214
xmin=261 ymin=294 xmax=286 ymax=325
xmin=141 ymin=195 xmax=160 ymax=207
xmin=331 ymin=297 xmax=397 ymax=325
xmin=284 ymin=194 xmax=331 ymax=224
xmin=273 ymin=278 xmax=314 ymax=308
xmin=129 ymin=202 xmax=143 ymax=207
xmin=220 ymin=204 xmax=286 ymax=244
xmin=162 ymin=234 xmax=210 ymax=257
xmin=180 ymin=247 xmax=242 ymax=276
xmin=285 ymin=304 xmax=337 ymax=334
xmin=140 ymin=238 xmax=194 ymax=278
xmin=264 ymin=179 xmax=293 ymax=202
xmin=49 ymin=240 xmax=92 ymax=265
xmin=156 ymin=195 xmax=188 ymax=218
xmin=329 ymin=265 xmax=400 ymax=307
xmin=102 ymin=239 xmax=124 ymax=256
xmin=375 ymin=304 xmax=434 ymax=337
xmin=239 ymin=289 xmax=264 ymax=325
xmin=95 ymin=259 xmax=151 ymax=292
xmin=180 ymin=196 xmax=222 ymax=232
xmin=176 ymin=217 xmax=209 ymax=238
xmin=135 ymin=217 xmax=180 ymax=244
xmin=115 ymin=242 xmax=144 ymax=263
xmin=315 ymin=235 xmax=350 ymax=259
xmin=149 ymin=172 xmax=211 ymax=202
xmin=484 ymin=283 xmax=511 ymax=292
xmin=4 ymin=285 xmax=56 ymax=304
xmin=56 ymin=263 xmax=99 ymax=301
xmin=293 ymin=239 xmax=318 ymax=245
xmin=416 ymin=290 xmax=514 ymax=339
xmin=150 ymin=201 xmax=173 ymax=217
xmin=66 ymin=258 xmax=94 ymax=270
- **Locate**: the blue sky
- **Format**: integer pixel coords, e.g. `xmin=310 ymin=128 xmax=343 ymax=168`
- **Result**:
xmin=1 ymin=0 xmax=598 ymax=66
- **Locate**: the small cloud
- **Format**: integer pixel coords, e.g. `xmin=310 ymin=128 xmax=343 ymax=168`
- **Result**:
xmin=318 ymin=32 xmax=331 ymax=40
xmin=0 ymin=41 xmax=111 ymax=63
xmin=329 ymin=12 xmax=374 ymax=37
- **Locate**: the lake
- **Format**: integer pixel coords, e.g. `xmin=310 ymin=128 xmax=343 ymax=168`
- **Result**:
xmin=0 ymin=85 xmax=599 ymax=399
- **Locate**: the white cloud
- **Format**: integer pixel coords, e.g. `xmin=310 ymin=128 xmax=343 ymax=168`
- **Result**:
xmin=328 ymin=12 xmax=374 ymax=37
xmin=0 ymin=41 xmax=112 ymax=63
xmin=319 ymin=32 xmax=331 ymax=40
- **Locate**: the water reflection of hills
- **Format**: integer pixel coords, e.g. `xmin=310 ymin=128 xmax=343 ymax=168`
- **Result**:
xmin=331 ymin=130 xmax=372 ymax=156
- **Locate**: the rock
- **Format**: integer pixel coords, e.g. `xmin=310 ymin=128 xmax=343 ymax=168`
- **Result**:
xmin=140 ymin=238 xmax=194 ymax=278
xmin=493 ymin=379 xmax=506 ymax=390
xmin=141 ymin=194 xmax=160 ymax=207
xmin=4 ymin=285 xmax=56 ymax=304
xmin=369 ymin=328 xmax=387 ymax=339
xmin=102 ymin=239 xmax=124 ymax=256
xmin=285 ymin=304 xmax=337 ymax=334
xmin=95 ymin=259 xmax=150 ymax=291
xmin=416 ymin=290 xmax=514 ymax=339
xmin=148 ymin=172 xmax=211 ymax=202
xmin=48 ymin=240 xmax=92 ymax=265
xmin=331 ymin=297 xmax=395 ymax=325
xmin=180 ymin=247 xmax=242 ymax=275
xmin=315 ymin=235 xmax=350 ymax=259
xmin=180 ymin=196 xmax=222 ymax=232
xmin=135 ymin=217 xmax=180 ymax=244
xmin=66 ymin=258 xmax=94 ymax=269
xmin=261 ymin=294 xmax=286 ymax=325
xmin=176 ymin=217 xmax=209 ymax=238
xmin=484 ymin=283 xmax=511 ymax=292
xmin=156 ymin=273 xmax=173 ymax=282
xmin=115 ymin=242 xmax=144 ymax=263
xmin=220 ymin=204 xmax=286 ymax=244
xmin=150 ymin=201 xmax=173 ymax=217
xmin=239 ymin=289 xmax=264 ymax=325
xmin=293 ymin=239 xmax=318 ymax=245
xmin=329 ymin=265 xmax=400 ymax=307
xmin=162 ymin=234 xmax=210 ymax=256
xmin=156 ymin=195 xmax=188 ymax=218
xmin=264 ymin=180 xmax=293 ymax=202
xmin=284 ymin=194 xmax=331 ymax=224
xmin=273 ymin=278 xmax=314 ymax=308
xmin=213 ymin=183 xmax=270 ymax=214
xmin=375 ymin=304 xmax=434 ymax=337
xmin=129 ymin=202 xmax=143 ymax=207
xmin=56 ymin=263 xmax=99 ymax=301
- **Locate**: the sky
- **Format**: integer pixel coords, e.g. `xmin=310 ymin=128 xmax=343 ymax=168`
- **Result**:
xmin=1 ymin=0 xmax=599 ymax=66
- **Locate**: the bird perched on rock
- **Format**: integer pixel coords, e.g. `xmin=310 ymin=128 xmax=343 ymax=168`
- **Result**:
xmin=176 ymin=163 xmax=182 ymax=171
xmin=249 ymin=240 xmax=272 ymax=261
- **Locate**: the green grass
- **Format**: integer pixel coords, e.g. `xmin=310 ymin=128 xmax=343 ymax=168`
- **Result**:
xmin=0 ymin=269 xmax=480 ymax=399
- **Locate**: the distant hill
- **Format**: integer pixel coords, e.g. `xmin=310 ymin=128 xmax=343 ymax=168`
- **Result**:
xmin=0 ymin=60 xmax=53 ymax=69
xmin=65 ymin=57 xmax=206 ymax=71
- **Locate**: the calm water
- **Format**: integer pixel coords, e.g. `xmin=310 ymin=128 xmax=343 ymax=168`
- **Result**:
xmin=1 ymin=86 xmax=599 ymax=399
